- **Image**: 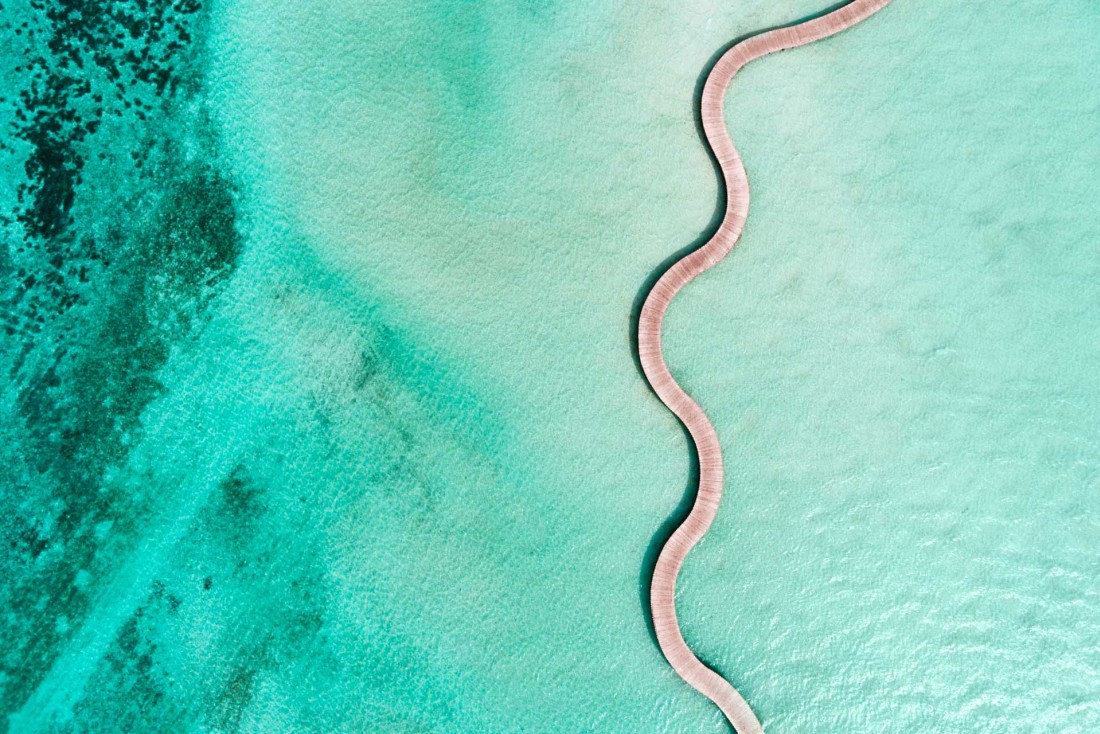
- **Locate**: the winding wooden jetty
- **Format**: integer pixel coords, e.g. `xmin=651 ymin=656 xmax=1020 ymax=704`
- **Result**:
xmin=638 ymin=2 xmax=893 ymax=731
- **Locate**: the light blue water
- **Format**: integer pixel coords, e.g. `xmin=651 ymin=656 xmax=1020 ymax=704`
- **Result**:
xmin=2 ymin=0 xmax=1099 ymax=731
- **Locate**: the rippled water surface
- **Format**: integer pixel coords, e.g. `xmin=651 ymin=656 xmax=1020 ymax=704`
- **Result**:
xmin=2 ymin=0 xmax=1098 ymax=731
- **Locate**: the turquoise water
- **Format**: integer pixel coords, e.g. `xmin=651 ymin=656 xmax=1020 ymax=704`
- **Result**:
xmin=2 ymin=0 xmax=1099 ymax=731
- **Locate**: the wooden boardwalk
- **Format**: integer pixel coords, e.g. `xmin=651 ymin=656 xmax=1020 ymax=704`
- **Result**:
xmin=637 ymin=2 xmax=893 ymax=731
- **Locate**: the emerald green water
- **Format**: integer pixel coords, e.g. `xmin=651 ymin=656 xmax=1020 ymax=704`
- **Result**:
xmin=2 ymin=0 xmax=1098 ymax=731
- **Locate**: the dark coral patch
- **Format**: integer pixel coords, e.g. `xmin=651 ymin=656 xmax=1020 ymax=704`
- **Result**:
xmin=0 ymin=0 xmax=243 ymax=719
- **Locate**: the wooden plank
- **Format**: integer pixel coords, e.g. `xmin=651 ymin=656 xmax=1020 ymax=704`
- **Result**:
xmin=638 ymin=2 xmax=894 ymax=731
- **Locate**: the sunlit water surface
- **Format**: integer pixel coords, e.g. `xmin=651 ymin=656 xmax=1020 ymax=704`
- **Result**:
xmin=2 ymin=0 xmax=1098 ymax=731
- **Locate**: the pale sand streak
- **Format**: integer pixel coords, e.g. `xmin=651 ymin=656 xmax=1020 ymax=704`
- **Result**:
xmin=638 ymin=2 xmax=893 ymax=731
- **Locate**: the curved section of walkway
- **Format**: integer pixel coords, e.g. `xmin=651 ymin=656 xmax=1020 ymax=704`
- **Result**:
xmin=638 ymin=2 xmax=893 ymax=731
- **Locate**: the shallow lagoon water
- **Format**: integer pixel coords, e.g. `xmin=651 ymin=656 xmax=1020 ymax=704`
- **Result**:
xmin=2 ymin=0 xmax=1099 ymax=731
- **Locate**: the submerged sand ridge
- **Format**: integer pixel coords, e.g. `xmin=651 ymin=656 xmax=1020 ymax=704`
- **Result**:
xmin=638 ymin=1 xmax=894 ymax=730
